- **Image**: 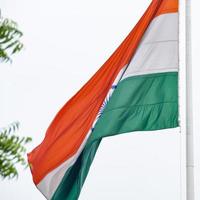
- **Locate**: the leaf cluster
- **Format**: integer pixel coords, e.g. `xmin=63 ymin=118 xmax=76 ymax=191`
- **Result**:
xmin=0 ymin=18 xmax=23 ymax=62
xmin=0 ymin=122 xmax=32 ymax=179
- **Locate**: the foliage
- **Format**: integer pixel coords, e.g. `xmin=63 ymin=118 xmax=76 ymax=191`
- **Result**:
xmin=0 ymin=122 xmax=32 ymax=179
xmin=0 ymin=17 xmax=23 ymax=62
xmin=0 ymin=12 xmax=32 ymax=180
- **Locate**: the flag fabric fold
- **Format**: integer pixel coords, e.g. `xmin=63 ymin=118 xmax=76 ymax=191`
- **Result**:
xmin=28 ymin=0 xmax=179 ymax=199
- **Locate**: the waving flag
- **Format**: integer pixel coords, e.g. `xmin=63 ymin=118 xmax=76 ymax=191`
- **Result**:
xmin=28 ymin=0 xmax=179 ymax=199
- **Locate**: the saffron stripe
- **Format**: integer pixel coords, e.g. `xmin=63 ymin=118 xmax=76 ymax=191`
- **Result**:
xmin=28 ymin=0 xmax=164 ymax=185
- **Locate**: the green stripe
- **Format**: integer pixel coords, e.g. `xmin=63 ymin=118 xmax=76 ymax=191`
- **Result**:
xmin=51 ymin=72 xmax=178 ymax=200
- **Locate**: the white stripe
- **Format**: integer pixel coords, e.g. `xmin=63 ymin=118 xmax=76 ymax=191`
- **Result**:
xmin=36 ymin=67 xmax=126 ymax=199
xmin=122 ymin=13 xmax=178 ymax=80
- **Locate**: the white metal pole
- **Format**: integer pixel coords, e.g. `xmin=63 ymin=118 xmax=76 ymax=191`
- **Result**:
xmin=185 ymin=0 xmax=195 ymax=200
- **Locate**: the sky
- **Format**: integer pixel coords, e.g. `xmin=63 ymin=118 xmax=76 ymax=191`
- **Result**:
xmin=0 ymin=0 xmax=200 ymax=200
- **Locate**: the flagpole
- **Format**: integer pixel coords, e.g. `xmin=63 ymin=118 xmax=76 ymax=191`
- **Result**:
xmin=185 ymin=0 xmax=194 ymax=200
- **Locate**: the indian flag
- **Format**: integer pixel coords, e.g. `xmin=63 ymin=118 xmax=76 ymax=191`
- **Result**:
xmin=28 ymin=0 xmax=179 ymax=199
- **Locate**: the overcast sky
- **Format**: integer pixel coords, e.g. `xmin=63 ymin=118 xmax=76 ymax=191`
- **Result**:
xmin=0 ymin=0 xmax=200 ymax=200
